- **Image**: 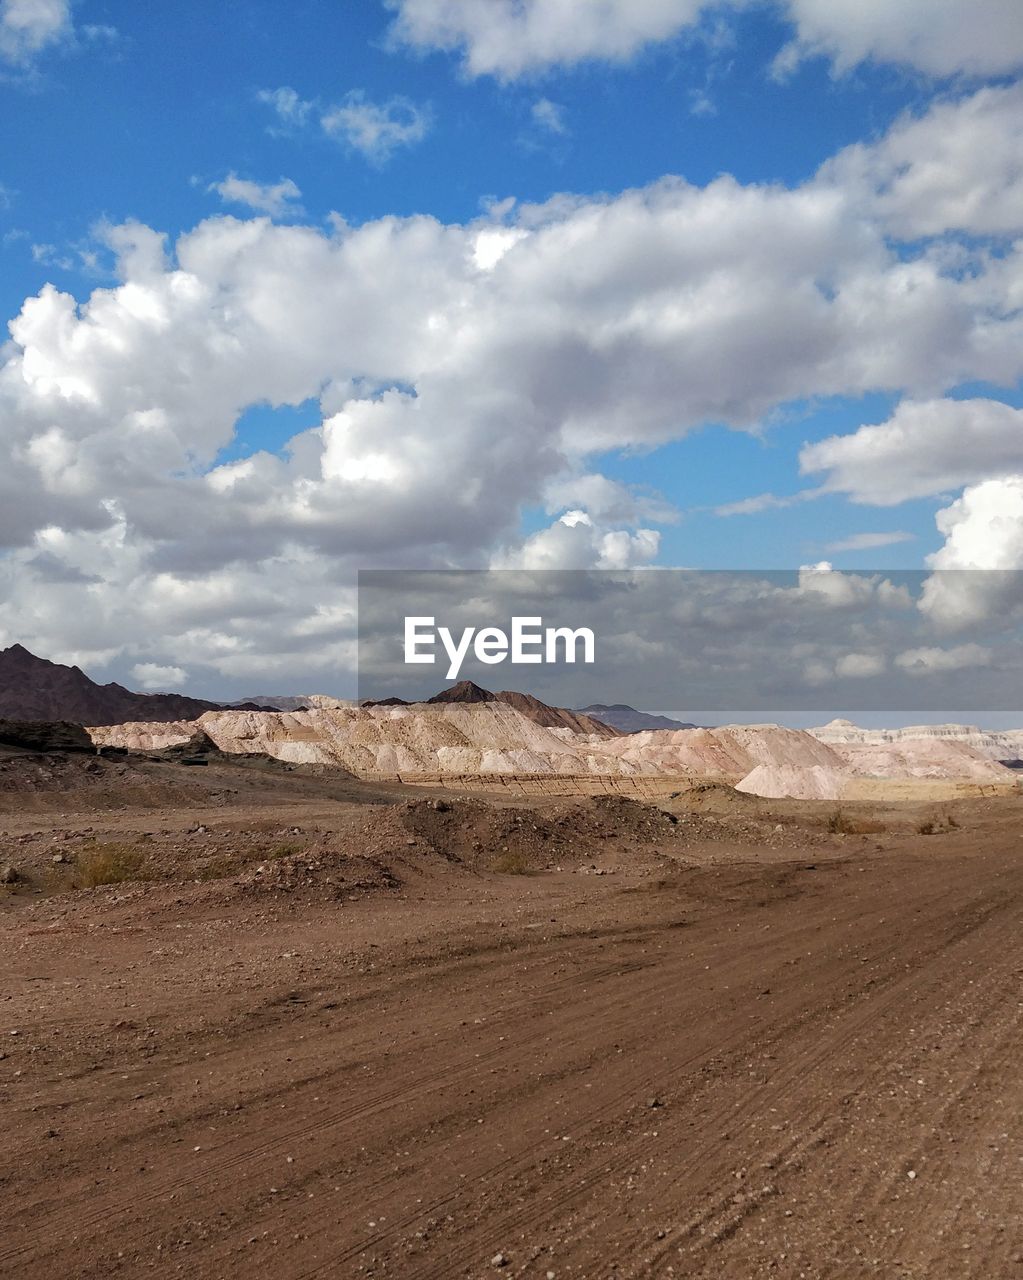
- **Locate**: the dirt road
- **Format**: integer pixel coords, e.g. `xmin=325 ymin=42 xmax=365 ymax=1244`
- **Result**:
xmin=2 ymin=790 xmax=1021 ymax=1278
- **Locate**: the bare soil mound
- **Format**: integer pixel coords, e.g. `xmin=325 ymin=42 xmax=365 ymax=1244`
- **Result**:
xmin=737 ymin=763 xmax=847 ymax=800
xmin=665 ymin=780 xmax=764 ymax=814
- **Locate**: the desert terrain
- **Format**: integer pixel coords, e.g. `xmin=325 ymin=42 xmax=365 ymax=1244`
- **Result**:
xmin=2 ymin=734 xmax=1021 ymax=1280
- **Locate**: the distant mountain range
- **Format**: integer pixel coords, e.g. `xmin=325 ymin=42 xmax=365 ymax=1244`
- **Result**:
xmin=0 ymin=645 xmax=271 ymax=726
xmin=0 ymin=644 xmax=686 ymax=738
xmin=575 ymin=703 xmax=698 ymax=734
xmin=368 ymin=680 xmax=620 ymax=737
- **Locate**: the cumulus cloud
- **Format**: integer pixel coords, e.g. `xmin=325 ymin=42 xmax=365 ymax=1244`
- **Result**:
xmin=208 ymin=174 xmax=304 ymax=219
xmin=820 ymin=83 xmax=1023 ymax=240
xmin=131 ymin=662 xmax=187 ymax=689
xmin=494 ymin=511 xmax=661 ymax=570
xmin=386 ymin=0 xmax=711 ymax=79
xmin=917 ymin=480 xmax=1023 ymax=628
xmin=894 ymin=644 xmax=992 ymax=674
xmin=835 ymin=651 xmax=886 ymax=679
xmin=801 ymin=399 xmax=1023 ymax=506
xmin=386 ymin=0 xmax=1023 ymax=80
xmin=774 ymin=0 xmax=1023 ymax=79
xmin=795 ymin=565 xmax=912 ymax=611
xmin=543 ymin=473 xmax=677 ymax=525
xmin=0 ymin=0 xmax=70 ymax=66
xmin=929 ymin=478 xmax=1023 ymax=570
xmin=2 ymin=84 xmax=1023 ymax=682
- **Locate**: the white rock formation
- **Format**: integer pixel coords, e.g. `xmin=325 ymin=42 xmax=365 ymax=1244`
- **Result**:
xmin=811 ymin=718 xmax=1023 ymax=762
xmin=88 ymin=702 xmax=1017 ymax=794
xmin=736 ymin=764 xmax=847 ymax=801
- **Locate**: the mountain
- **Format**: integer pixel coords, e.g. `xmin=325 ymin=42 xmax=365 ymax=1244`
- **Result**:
xmin=425 ymin=681 xmax=618 ymax=736
xmin=575 ymin=703 xmax=698 ymax=734
xmin=494 ymin=690 xmax=619 ymax=737
xmin=236 ymin=695 xmax=312 ymax=712
xmin=0 ymin=644 xmax=270 ymax=726
xmin=426 ymin=680 xmax=496 ymax=705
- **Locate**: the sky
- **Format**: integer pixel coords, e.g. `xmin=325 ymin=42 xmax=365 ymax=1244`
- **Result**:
xmin=0 ymin=0 xmax=1021 ymax=702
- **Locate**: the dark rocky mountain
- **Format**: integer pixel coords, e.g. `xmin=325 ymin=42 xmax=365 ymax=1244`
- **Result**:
xmin=494 ymin=690 xmax=618 ymax=737
xmin=426 ymin=680 xmax=496 ymax=705
xmin=0 ymin=644 xmax=270 ymax=727
xmin=575 ymin=703 xmax=697 ymax=734
xmin=235 ymin=696 xmax=312 ymax=712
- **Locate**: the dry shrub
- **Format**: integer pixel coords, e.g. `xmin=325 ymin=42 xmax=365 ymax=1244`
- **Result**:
xmin=268 ymin=841 xmax=305 ymax=860
xmin=490 ymin=849 xmax=535 ymax=875
xmin=74 ymin=842 xmax=149 ymax=888
xmin=917 ymin=812 xmax=959 ymax=836
xmin=826 ymin=809 xmax=885 ymax=836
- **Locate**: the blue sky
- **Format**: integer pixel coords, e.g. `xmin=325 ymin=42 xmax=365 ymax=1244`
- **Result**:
xmin=0 ymin=0 xmax=1021 ymax=694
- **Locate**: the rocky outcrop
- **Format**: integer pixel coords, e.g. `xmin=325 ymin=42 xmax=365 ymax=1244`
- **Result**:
xmin=0 ymin=644 xmax=272 ymax=726
xmin=810 ymin=719 xmax=1023 ymax=770
xmin=0 ymin=719 xmax=96 ymax=754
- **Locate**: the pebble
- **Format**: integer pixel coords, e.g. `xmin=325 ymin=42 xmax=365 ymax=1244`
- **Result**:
xmin=492 ymin=1253 xmax=509 ymax=1268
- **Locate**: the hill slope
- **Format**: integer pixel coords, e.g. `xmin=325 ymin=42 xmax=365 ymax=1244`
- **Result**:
xmin=0 ymin=645 xmax=267 ymax=726
xmin=576 ymin=703 xmax=697 ymax=733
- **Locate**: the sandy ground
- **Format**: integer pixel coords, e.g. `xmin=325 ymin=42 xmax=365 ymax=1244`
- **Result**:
xmin=1 ymin=754 xmax=1021 ymax=1279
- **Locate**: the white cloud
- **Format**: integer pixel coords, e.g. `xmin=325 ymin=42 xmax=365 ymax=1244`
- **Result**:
xmin=258 ymin=85 xmax=430 ymax=164
xmin=386 ymin=0 xmax=711 ymax=79
xmin=825 ymin=531 xmax=915 ymax=553
xmin=257 ymin=86 xmax=315 ymax=130
xmin=30 ymin=241 xmax=73 ymax=269
xmin=774 ymin=0 xmax=1023 ymax=79
xmin=835 ymin=651 xmax=886 ymax=678
xmin=320 ymin=92 xmax=430 ymax=163
xmin=795 ymin=565 xmax=912 ymax=611
xmin=209 ymin=174 xmax=304 ymax=219
xmin=688 ymin=89 xmax=716 ymax=117
xmin=715 ymin=491 xmax=806 ymax=517
xmin=930 ymin=477 xmax=1023 ymax=571
xmin=918 ymin=478 xmax=1023 ymax=628
xmin=531 ymin=98 xmax=567 ymax=134
xmin=0 ymin=0 xmax=70 ymax=66
xmin=820 ymin=83 xmax=1023 ymax=239
xmin=894 ymin=643 xmax=992 ymax=674
xmin=493 ymin=510 xmax=660 ymax=569
xmin=801 ymin=399 xmax=1023 ymax=506
xmin=131 ymin=662 xmax=187 ymax=690
xmin=543 ymin=472 xmax=677 ymax=525
xmin=386 ymin=0 xmax=1023 ymax=80
xmin=2 ymin=86 xmax=1023 ymax=679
